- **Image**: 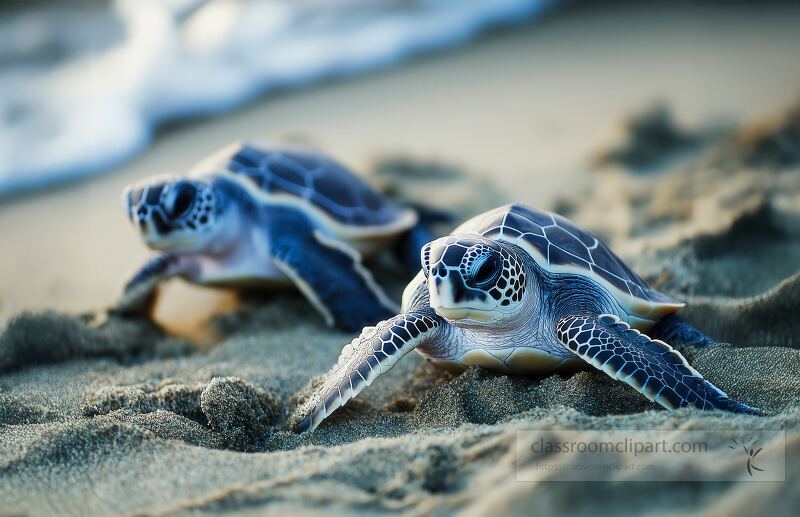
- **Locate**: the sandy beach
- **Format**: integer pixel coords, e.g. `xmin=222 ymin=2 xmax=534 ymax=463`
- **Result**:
xmin=2 ymin=2 xmax=800 ymax=515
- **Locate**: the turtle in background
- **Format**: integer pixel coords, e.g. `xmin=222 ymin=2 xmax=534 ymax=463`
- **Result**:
xmin=295 ymin=204 xmax=761 ymax=432
xmin=116 ymin=142 xmax=441 ymax=331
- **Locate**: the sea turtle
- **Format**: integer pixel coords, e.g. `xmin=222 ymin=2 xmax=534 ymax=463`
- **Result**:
xmin=295 ymin=203 xmax=761 ymax=431
xmin=116 ymin=142 xmax=439 ymax=331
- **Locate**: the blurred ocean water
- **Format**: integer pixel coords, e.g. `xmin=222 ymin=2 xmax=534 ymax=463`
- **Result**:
xmin=0 ymin=0 xmax=552 ymax=197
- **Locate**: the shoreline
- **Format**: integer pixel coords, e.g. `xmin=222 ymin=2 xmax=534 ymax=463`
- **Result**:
xmin=2 ymin=3 xmax=800 ymax=333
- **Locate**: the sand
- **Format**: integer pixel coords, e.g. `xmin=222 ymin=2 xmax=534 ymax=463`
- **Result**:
xmin=2 ymin=3 xmax=800 ymax=516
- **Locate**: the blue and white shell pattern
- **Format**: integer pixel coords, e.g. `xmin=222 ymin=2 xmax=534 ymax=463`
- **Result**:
xmin=455 ymin=204 xmax=684 ymax=324
xmin=193 ymin=142 xmax=416 ymax=233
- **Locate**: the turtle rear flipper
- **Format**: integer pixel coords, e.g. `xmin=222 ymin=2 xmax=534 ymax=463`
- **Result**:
xmin=650 ymin=313 xmax=716 ymax=348
xmin=268 ymin=209 xmax=398 ymax=332
xmin=294 ymin=310 xmax=443 ymax=432
xmin=556 ymin=313 xmax=762 ymax=415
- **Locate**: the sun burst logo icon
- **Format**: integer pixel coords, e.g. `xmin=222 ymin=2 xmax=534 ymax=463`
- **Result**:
xmin=728 ymin=435 xmax=765 ymax=477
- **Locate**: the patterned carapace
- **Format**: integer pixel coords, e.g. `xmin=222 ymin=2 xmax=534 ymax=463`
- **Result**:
xmin=225 ymin=144 xmax=402 ymax=226
xmin=473 ymin=204 xmax=676 ymax=304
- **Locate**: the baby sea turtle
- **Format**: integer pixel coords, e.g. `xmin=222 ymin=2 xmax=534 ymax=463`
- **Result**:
xmin=117 ymin=142 xmax=437 ymax=331
xmin=296 ymin=204 xmax=761 ymax=431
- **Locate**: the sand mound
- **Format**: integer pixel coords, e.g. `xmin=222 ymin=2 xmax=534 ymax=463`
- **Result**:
xmin=0 ymin=311 xmax=187 ymax=373
xmin=83 ymin=376 xmax=286 ymax=452
xmin=652 ymin=201 xmax=800 ymax=299
xmin=592 ymin=103 xmax=708 ymax=172
xmin=736 ymin=96 xmax=800 ymax=168
xmin=373 ymin=155 xmax=508 ymax=222
xmin=683 ymin=273 xmax=800 ymax=348
xmin=84 ymin=381 xmax=207 ymax=422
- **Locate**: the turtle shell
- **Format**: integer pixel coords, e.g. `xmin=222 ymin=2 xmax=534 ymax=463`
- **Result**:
xmin=455 ymin=204 xmax=683 ymax=325
xmin=193 ymin=142 xmax=415 ymax=232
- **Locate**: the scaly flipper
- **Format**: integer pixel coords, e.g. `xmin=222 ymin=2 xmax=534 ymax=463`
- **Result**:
xmin=115 ymin=253 xmax=186 ymax=316
xmin=268 ymin=210 xmax=398 ymax=332
xmin=295 ymin=310 xmax=443 ymax=432
xmin=556 ymin=314 xmax=762 ymax=414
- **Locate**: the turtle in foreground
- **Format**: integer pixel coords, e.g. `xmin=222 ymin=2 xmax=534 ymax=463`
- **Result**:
xmin=117 ymin=142 xmax=439 ymax=331
xmin=296 ymin=204 xmax=761 ymax=431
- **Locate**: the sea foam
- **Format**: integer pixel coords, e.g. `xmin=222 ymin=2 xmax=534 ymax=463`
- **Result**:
xmin=0 ymin=0 xmax=552 ymax=197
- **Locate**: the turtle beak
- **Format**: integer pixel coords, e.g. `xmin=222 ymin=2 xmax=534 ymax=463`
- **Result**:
xmin=433 ymin=306 xmax=493 ymax=322
xmin=122 ymin=186 xmax=133 ymax=222
xmin=123 ymin=187 xmax=153 ymax=237
xmin=428 ymin=281 xmax=492 ymax=322
xmin=427 ymin=265 xmax=493 ymax=323
xmin=122 ymin=184 xmax=148 ymax=224
xmin=428 ymin=266 xmax=472 ymax=305
xmin=428 ymin=270 xmax=463 ymax=315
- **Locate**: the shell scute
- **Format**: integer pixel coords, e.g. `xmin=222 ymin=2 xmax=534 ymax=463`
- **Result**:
xmin=457 ymin=204 xmax=683 ymax=320
xmin=314 ymin=172 xmax=361 ymax=208
xmin=548 ymin=244 xmax=592 ymax=271
xmin=544 ymin=225 xmax=591 ymax=261
xmin=219 ymin=143 xmax=406 ymax=227
xmin=522 ymin=207 xmax=555 ymax=227
xmin=269 ymin=160 xmax=307 ymax=189
xmin=282 ymin=150 xmax=320 ymax=172
xmin=505 ymin=211 xmax=544 ymax=236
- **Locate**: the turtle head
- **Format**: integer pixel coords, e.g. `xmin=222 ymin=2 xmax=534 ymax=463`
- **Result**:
xmin=421 ymin=235 xmax=527 ymax=327
xmin=123 ymin=175 xmax=234 ymax=253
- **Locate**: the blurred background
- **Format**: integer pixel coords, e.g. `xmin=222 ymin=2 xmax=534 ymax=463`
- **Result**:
xmin=1 ymin=0 xmax=799 ymax=330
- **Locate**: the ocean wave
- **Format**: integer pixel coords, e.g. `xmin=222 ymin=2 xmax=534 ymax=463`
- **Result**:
xmin=0 ymin=0 xmax=552 ymax=197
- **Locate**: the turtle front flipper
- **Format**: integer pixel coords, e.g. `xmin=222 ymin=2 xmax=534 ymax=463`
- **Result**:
xmin=268 ymin=210 xmax=398 ymax=331
xmin=556 ymin=314 xmax=762 ymax=415
xmin=294 ymin=310 xmax=443 ymax=432
xmin=114 ymin=253 xmax=187 ymax=316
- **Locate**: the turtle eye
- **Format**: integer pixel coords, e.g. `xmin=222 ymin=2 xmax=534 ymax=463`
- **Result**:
xmin=169 ymin=183 xmax=196 ymax=217
xmin=470 ymin=255 xmax=501 ymax=287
